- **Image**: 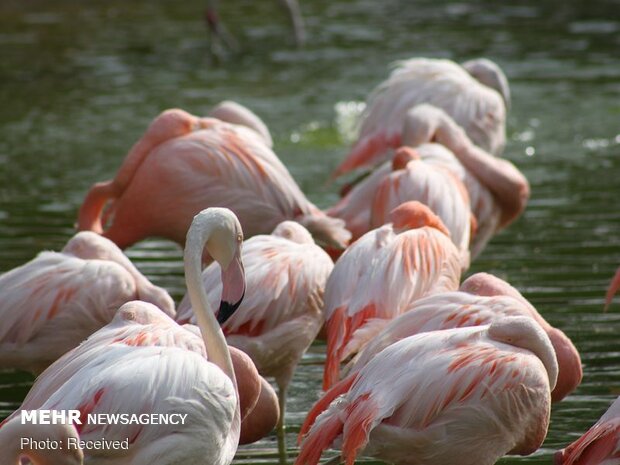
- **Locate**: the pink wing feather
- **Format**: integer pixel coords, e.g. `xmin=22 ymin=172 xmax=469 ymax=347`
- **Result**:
xmin=323 ymin=225 xmax=462 ymax=388
xmin=299 ymin=325 xmax=551 ymax=465
xmin=334 ymin=58 xmax=506 ymax=176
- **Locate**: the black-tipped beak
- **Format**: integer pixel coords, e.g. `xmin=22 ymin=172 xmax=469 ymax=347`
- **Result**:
xmin=217 ymin=290 xmax=244 ymax=324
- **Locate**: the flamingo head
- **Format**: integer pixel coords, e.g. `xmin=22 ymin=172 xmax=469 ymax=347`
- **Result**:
xmin=209 ymin=101 xmax=273 ymax=148
xmin=200 ymin=209 xmax=246 ymax=324
xmin=146 ymin=109 xmax=210 ymax=144
xmin=391 ymin=147 xmax=420 ymax=171
xmin=389 ymin=201 xmax=450 ymax=237
xmin=272 ymin=221 xmax=314 ymax=244
xmin=114 ymin=301 xmax=174 ymax=326
xmin=488 ymin=316 xmax=559 ymax=391
xmin=462 ymin=58 xmax=511 ymax=110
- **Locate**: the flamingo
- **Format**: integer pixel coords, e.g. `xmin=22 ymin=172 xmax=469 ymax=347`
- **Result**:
xmin=322 ymin=201 xmax=463 ymax=389
xmin=1 ymin=302 xmax=276 ymax=463
xmin=554 ymin=396 xmax=620 ymax=465
xmin=176 ymin=220 xmax=334 ymax=454
xmin=296 ymin=316 xmax=557 ymax=465
xmin=332 ymin=57 xmax=510 ymax=177
xmin=0 ymin=208 xmax=252 ymax=464
xmin=331 ymin=103 xmax=529 ymax=259
xmin=604 ymin=267 xmax=620 ymax=311
xmin=77 ymin=104 xmax=350 ymax=252
xmin=460 ymin=272 xmax=582 ymax=401
xmin=0 ymin=231 xmax=174 ymax=374
xmin=205 ymin=0 xmax=305 ymax=53
xmin=320 ymin=273 xmax=580 ymax=411
xmin=329 ymin=145 xmax=473 ymax=265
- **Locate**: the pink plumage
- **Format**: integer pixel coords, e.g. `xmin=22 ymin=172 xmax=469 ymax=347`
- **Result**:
xmin=298 ymin=317 xmax=558 ymax=465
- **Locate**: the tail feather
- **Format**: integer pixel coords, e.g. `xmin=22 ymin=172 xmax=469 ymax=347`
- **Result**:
xmin=557 ymin=423 xmax=620 ymax=465
xmin=342 ymin=394 xmax=378 ymax=465
xmin=299 ymin=373 xmax=357 ymax=443
xmin=341 ymin=304 xmax=380 ymax=361
xmin=324 ymin=304 xmax=379 ymax=390
xmin=295 ymin=410 xmax=345 ymax=465
xmin=324 ymin=307 xmax=348 ymax=390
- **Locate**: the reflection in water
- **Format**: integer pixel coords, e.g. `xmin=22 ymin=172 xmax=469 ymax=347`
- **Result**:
xmin=1 ymin=0 xmax=620 ymax=464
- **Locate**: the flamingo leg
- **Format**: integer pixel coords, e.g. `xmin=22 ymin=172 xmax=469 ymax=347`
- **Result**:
xmin=278 ymin=0 xmax=306 ymax=46
xmin=205 ymin=0 xmax=238 ymax=57
xmin=605 ymin=267 xmax=620 ymax=311
xmin=276 ymin=369 xmax=295 ymax=465
xmin=277 ymin=383 xmax=288 ymax=465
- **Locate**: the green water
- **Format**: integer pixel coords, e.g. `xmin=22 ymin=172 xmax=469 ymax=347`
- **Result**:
xmin=1 ymin=0 xmax=620 ymax=463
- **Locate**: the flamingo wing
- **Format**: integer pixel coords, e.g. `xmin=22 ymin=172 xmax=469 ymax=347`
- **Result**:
xmin=348 ymin=292 xmax=528 ymax=373
xmin=15 ymin=345 xmax=236 ymax=462
xmin=0 ymin=252 xmax=137 ymax=346
xmin=18 ymin=302 xmax=206 ymax=409
xmin=323 ymin=226 xmax=462 ymax=388
xmin=335 ymin=58 xmax=506 ymax=175
xmin=107 ymin=121 xmax=349 ymax=248
xmin=343 ymin=228 xmax=462 ymax=347
xmin=370 ymin=158 xmax=472 ymax=257
xmin=323 ymin=226 xmax=395 ymax=322
xmin=177 ymin=234 xmax=334 ymax=335
xmin=299 ymin=326 xmax=551 ymax=465
xmin=158 ymin=126 xmax=314 ymax=229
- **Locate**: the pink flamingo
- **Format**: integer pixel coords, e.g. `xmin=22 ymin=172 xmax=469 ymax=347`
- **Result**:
xmin=555 ymin=396 xmax=620 ymax=465
xmin=322 ymin=273 xmax=580 ymax=408
xmin=0 ymin=208 xmax=254 ymax=464
xmin=331 ymin=103 xmax=529 ymax=259
xmin=332 ymin=57 xmax=510 ymax=177
xmin=296 ymin=316 xmax=558 ymax=465
xmin=176 ymin=220 xmax=334 ymax=452
xmin=605 ymin=267 xmax=620 ymax=311
xmin=330 ymin=145 xmax=473 ymax=265
xmin=77 ymin=103 xmax=350 ymax=252
xmin=322 ymin=201 xmax=463 ymax=389
xmin=0 ymin=231 xmax=174 ymax=373
xmin=460 ymin=272 xmax=582 ymax=401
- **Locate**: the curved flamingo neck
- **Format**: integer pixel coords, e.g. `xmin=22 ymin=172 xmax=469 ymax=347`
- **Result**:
xmin=183 ymin=215 xmax=237 ymax=389
xmin=489 ymin=317 xmax=559 ymax=390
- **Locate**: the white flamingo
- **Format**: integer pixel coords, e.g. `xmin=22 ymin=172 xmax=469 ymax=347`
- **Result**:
xmin=0 ymin=208 xmax=250 ymax=465
xmin=0 ymin=231 xmax=174 ymax=373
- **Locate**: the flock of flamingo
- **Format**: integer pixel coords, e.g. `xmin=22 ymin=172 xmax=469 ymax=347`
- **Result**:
xmin=1 ymin=57 xmax=619 ymax=465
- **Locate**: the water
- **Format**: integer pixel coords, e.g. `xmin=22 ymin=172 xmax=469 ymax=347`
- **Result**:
xmin=1 ymin=0 xmax=620 ymax=463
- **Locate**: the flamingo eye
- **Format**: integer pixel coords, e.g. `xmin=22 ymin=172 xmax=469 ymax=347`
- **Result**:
xmin=236 ymin=233 xmax=243 ymax=243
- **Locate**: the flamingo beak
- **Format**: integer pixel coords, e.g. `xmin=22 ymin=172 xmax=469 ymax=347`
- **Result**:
xmin=218 ymin=251 xmax=245 ymax=324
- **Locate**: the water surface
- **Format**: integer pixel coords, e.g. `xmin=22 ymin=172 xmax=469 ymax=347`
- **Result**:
xmin=1 ymin=0 xmax=620 ymax=463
